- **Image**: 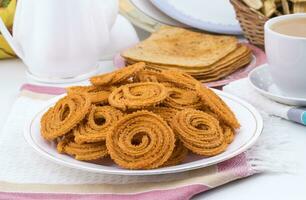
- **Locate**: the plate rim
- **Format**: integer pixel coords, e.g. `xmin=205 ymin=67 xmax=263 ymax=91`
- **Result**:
xmin=24 ymin=90 xmax=263 ymax=176
xmin=150 ymin=0 xmax=242 ymax=35
xmin=119 ymin=0 xmax=189 ymax=33
xmin=119 ymin=0 xmax=163 ymax=33
xmin=248 ymin=64 xmax=306 ymax=105
xmin=129 ymin=0 xmax=186 ymax=27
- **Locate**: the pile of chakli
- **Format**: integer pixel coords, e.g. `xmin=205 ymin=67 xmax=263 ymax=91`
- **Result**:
xmin=121 ymin=26 xmax=252 ymax=83
xmin=40 ymin=62 xmax=240 ymax=170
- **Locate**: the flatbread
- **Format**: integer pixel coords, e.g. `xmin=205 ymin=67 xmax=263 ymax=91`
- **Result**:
xmin=197 ymin=57 xmax=252 ymax=83
xmin=195 ymin=55 xmax=252 ymax=78
xmin=128 ymin=53 xmax=251 ymax=83
xmin=126 ymin=44 xmax=251 ymax=74
xmin=122 ymin=26 xmax=238 ymax=67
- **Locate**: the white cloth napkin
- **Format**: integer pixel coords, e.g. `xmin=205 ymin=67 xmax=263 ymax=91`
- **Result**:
xmin=223 ymin=78 xmax=306 ymax=125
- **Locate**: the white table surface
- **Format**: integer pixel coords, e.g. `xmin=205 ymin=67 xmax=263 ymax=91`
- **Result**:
xmin=1 ymin=29 xmax=306 ymax=199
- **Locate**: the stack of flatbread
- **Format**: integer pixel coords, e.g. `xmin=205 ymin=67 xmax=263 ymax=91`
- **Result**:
xmin=122 ymin=26 xmax=252 ymax=83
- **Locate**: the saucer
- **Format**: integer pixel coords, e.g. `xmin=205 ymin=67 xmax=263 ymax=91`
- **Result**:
xmin=248 ymin=64 xmax=306 ymax=106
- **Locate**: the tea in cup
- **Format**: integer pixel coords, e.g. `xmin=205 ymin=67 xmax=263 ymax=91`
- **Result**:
xmin=265 ymin=14 xmax=306 ymax=98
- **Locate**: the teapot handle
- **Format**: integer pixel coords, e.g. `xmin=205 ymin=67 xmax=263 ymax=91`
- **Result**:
xmin=0 ymin=17 xmax=24 ymax=59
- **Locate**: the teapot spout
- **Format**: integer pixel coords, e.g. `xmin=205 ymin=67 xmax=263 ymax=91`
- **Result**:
xmin=0 ymin=17 xmax=24 ymax=59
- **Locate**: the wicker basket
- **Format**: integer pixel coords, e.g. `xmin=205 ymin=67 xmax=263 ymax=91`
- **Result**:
xmin=230 ymin=0 xmax=269 ymax=49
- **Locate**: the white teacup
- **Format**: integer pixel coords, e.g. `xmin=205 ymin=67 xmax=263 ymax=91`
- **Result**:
xmin=265 ymin=14 xmax=306 ymax=98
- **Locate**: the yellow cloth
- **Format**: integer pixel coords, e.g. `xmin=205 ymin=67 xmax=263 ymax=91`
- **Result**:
xmin=0 ymin=0 xmax=16 ymax=59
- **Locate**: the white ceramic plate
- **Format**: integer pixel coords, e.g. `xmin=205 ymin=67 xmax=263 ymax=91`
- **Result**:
xmin=24 ymin=90 xmax=263 ymax=175
xmin=130 ymin=0 xmax=185 ymax=27
xmin=119 ymin=0 xmax=184 ymax=33
xmin=151 ymin=0 xmax=242 ymax=35
xmin=249 ymin=64 xmax=306 ymax=106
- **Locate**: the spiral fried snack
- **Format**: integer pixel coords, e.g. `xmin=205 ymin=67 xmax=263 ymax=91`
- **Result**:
xmin=202 ymin=110 xmax=235 ymax=144
xmin=106 ymin=111 xmax=175 ymax=169
xmin=90 ymin=62 xmax=145 ymax=86
xmin=74 ymin=105 xmax=124 ymax=144
xmin=198 ymin=110 xmax=235 ymax=144
xmin=222 ymin=125 xmax=235 ymax=144
xmin=57 ymin=135 xmax=108 ymax=161
xmin=41 ymin=93 xmax=91 ymax=141
xmin=163 ymin=140 xmax=188 ymax=167
xmin=158 ymin=69 xmax=198 ymax=89
xmin=40 ymin=61 xmax=241 ymax=169
xmin=136 ymin=69 xmax=162 ymax=82
xmin=172 ymin=109 xmax=227 ymax=156
xmin=163 ymin=86 xmax=202 ymax=110
xmin=149 ymin=107 xmax=178 ymax=125
xmin=196 ymin=83 xmax=240 ymax=129
xmin=67 ymin=85 xmax=112 ymax=104
xmin=108 ymin=82 xmax=168 ymax=111
xmin=137 ymin=68 xmax=197 ymax=90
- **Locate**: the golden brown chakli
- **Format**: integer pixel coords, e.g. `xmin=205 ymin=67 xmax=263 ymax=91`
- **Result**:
xmin=41 ymin=93 xmax=91 ymax=141
xmin=90 ymin=62 xmax=145 ymax=86
xmin=195 ymin=83 xmax=240 ymax=129
xmin=57 ymin=134 xmax=108 ymax=161
xmin=40 ymin=62 xmax=240 ymax=169
xmin=172 ymin=109 xmax=228 ymax=156
xmin=162 ymin=85 xmax=202 ymax=110
xmin=67 ymin=85 xmax=112 ymax=104
xmin=108 ymin=82 xmax=168 ymax=111
xmin=74 ymin=105 xmax=124 ymax=144
xmin=163 ymin=140 xmax=188 ymax=167
xmin=106 ymin=111 xmax=175 ymax=169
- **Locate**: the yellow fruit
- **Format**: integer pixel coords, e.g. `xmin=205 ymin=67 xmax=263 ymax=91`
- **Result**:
xmin=0 ymin=0 xmax=16 ymax=59
xmin=0 ymin=34 xmax=14 ymax=58
xmin=0 ymin=0 xmax=16 ymax=27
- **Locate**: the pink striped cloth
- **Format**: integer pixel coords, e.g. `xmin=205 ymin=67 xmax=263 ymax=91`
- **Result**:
xmin=0 ymin=84 xmax=258 ymax=200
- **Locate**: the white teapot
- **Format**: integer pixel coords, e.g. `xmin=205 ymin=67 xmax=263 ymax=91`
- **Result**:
xmin=0 ymin=0 xmax=118 ymax=82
